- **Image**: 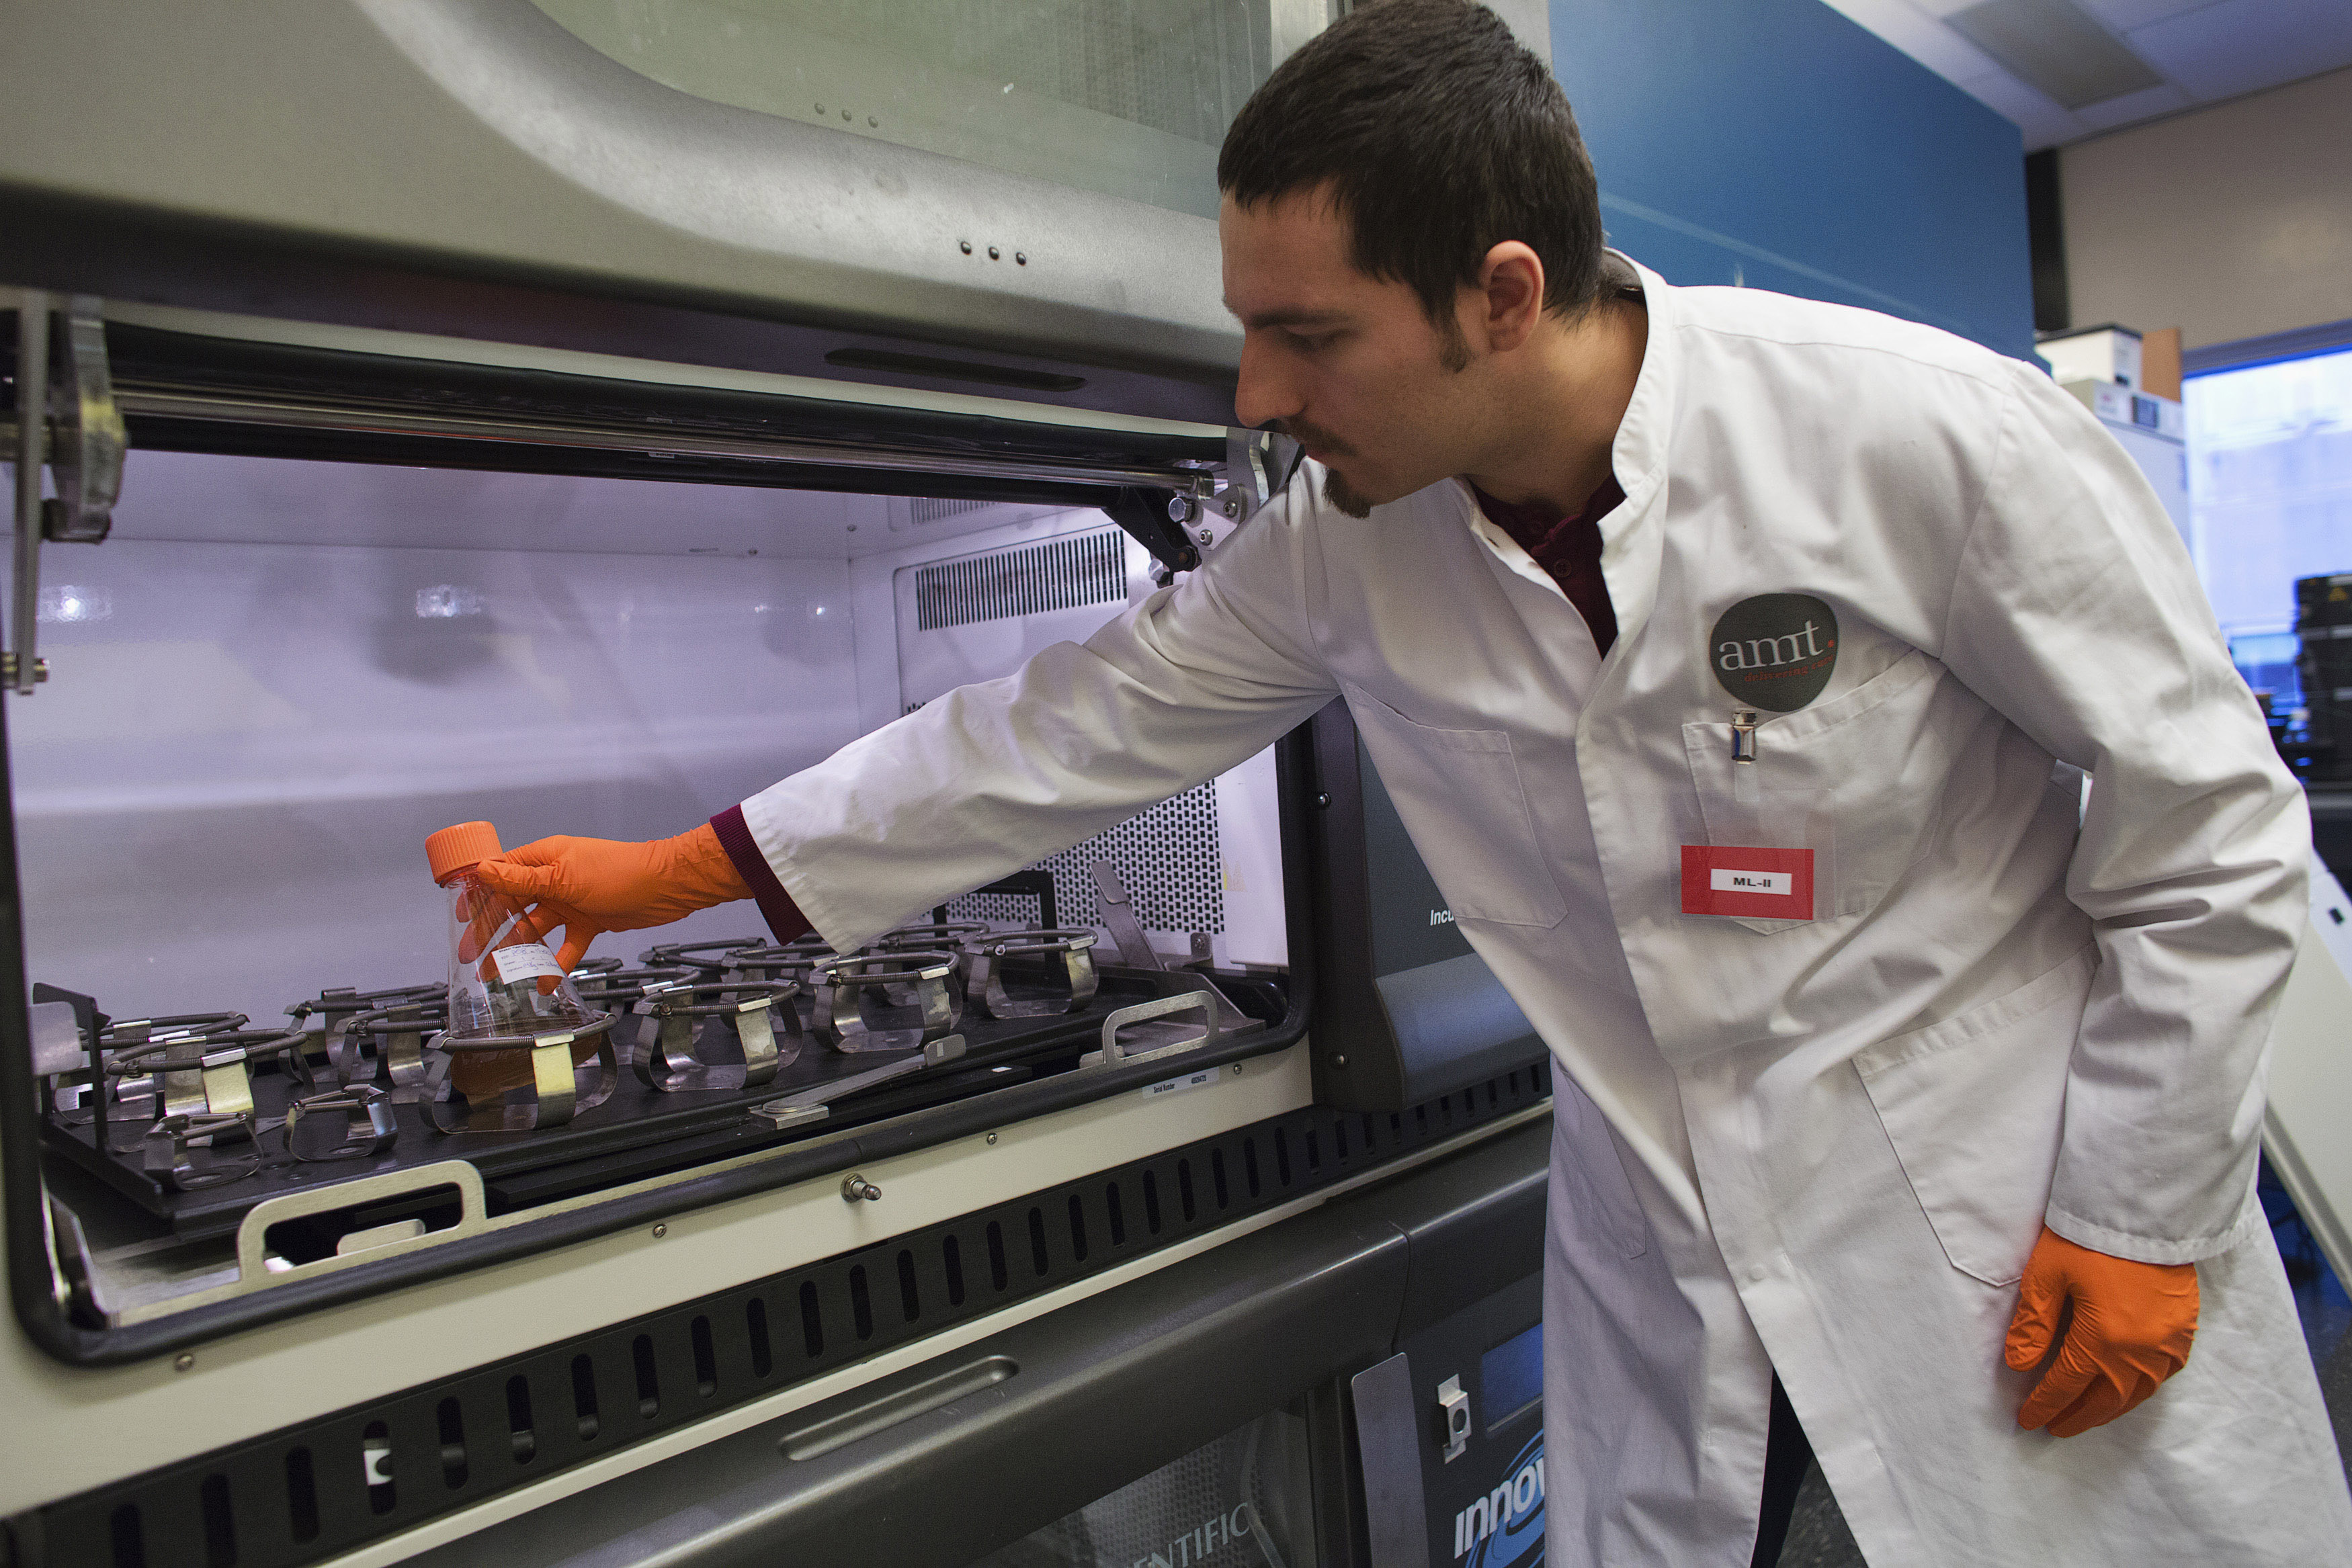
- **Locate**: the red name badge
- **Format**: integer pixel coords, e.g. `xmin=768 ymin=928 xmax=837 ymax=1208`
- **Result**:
xmin=1681 ymin=844 xmax=1815 ymax=920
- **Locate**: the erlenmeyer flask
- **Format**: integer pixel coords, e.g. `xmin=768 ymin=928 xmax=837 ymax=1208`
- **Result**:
xmin=425 ymin=821 xmax=600 ymax=1045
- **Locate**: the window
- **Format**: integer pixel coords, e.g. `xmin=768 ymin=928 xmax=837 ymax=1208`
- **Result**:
xmin=2185 ymin=345 xmax=2352 ymax=720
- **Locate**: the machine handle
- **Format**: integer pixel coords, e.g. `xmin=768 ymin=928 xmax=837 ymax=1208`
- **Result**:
xmin=235 ymin=1160 xmax=487 ymax=1284
xmin=1094 ymin=990 xmax=1218 ymax=1067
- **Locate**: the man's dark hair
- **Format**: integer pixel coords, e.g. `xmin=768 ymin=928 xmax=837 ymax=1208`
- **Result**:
xmin=1218 ymin=0 xmax=1606 ymax=337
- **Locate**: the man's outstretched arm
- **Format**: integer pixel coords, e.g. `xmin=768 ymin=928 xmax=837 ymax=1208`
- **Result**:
xmin=481 ymin=480 xmax=1340 ymax=958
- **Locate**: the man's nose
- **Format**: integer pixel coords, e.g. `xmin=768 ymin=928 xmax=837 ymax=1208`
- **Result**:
xmin=1233 ymin=335 xmax=1300 ymax=433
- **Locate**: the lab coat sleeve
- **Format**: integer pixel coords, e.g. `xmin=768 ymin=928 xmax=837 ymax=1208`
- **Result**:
xmin=1937 ymin=362 xmax=2309 ymax=1265
xmin=737 ymin=490 xmax=1339 ymax=951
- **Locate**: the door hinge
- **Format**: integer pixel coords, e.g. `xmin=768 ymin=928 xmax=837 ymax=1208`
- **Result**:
xmin=10 ymin=289 xmax=124 ymax=695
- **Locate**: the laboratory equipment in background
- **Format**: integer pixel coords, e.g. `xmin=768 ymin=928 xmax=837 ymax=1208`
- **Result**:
xmin=2060 ymin=376 xmax=2190 ymax=549
xmin=2041 ymin=323 xmax=2148 ymax=392
xmin=2040 ymin=320 xmax=2189 ymax=552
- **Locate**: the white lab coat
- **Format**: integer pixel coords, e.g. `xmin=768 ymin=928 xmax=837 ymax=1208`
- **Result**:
xmin=742 ymin=255 xmax=2352 ymax=1564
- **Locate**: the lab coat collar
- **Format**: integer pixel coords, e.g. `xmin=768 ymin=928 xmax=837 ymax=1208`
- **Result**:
xmin=1595 ymin=252 xmax=1676 ymax=656
xmin=1453 ymin=251 xmax=1678 ymax=656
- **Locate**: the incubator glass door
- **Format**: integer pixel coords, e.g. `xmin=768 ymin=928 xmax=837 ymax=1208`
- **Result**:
xmin=530 ymin=0 xmax=1339 ymax=219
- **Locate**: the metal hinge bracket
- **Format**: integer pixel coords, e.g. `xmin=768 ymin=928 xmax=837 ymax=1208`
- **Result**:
xmin=11 ymin=289 xmax=124 ymax=695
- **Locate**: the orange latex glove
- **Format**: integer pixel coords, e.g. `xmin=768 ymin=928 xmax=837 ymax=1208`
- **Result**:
xmin=2003 ymin=1224 xmax=2198 ymax=1437
xmin=472 ymin=824 xmax=752 ymax=973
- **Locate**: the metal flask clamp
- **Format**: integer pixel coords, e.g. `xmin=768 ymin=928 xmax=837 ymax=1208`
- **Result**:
xmin=328 ymin=1002 xmax=446 ymax=1103
xmin=635 ymin=982 xmax=802 ymax=1093
xmin=729 ymin=936 xmax=838 ymax=1022
xmin=808 ymin=950 xmax=964 ymax=1053
xmin=143 ymin=1111 xmax=262 ymax=1192
xmin=423 ymin=1014 xmax=620 ymax=1134
xmin=283 ymin=984 xmax=442 ymax=1088
xmin=102 ymin=1024 xmax=298 ymax=1138
xmin=280 ymin=1084 xmax=400 ymax=1164
xmin=54 ymin=1012 xmax=242 ymax=1122
xmin=874 ymin=923 xmax=988 ymax=1004
xmin=963 ymin=928 xmax=1101 ymax=1019
xmin=572 ymin=967 xmax=694 ymax=1066
xmin=638 ymin=939 xmax=765 ymax=984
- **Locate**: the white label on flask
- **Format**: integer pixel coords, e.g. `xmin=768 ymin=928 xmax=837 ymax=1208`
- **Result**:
xmin=491 ymin=943 xmax=566 ymax=986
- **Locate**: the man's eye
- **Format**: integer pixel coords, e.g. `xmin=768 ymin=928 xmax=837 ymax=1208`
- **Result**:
xmin=1286 ymin=331 xmax=1337 ymax=353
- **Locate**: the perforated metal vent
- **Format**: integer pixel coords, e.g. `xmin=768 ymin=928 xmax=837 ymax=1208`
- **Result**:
xmin=948 ymin=784 xmax=1225 ymax=936
xmin=915 ymin=529 xmax=1126 ymax=631
xmin=909 ymin=496 xmax=993 ymax=525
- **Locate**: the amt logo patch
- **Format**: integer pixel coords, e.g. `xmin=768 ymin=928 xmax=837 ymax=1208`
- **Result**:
xmin=1709 ymin=593 xmax=1839 ymax=711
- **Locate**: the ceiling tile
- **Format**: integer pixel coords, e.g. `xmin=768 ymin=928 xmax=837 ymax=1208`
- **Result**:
xmin=1820 ymin=0 xmax=2017 ymax=83
xmin=1947 ymin=0 xmax=2169 ymax=108
xmin=2076 ymin=0 xmax=2219 ymax=29
xmin=2126 ymin=0 xmax=2352 ymax=99
xmin=1951 ymin=65 xmax=2093 ymax=146
xmin=2070 ymin=79 xmax=2195 ymax=128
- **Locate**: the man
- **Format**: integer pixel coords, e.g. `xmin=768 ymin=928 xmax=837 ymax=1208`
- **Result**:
xmin=476 ymin=2 xmax=2352 ymax=1561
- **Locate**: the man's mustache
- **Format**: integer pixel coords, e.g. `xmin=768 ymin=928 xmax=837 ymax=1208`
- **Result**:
xmin=1269 ymin=417 xmax=1356 ymax=459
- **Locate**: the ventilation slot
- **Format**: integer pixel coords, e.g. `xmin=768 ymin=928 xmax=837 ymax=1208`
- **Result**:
xmin=362 ymin=1422 xmax=396 ymax=1515
xmin=800 ymin=1281 xmax=825 ymax=1358
xmin=1027 ymin=1207 xmax=1050 ymax=1277
xmin=571 ymin=1355 xmax=600 ymax=1442
xmin=1210 ymin=1148 xmax=1230 ymax=1210
xmin=1143 ymin=1170 xmax=1163 ymax=1234
xmin=910 ymin=496 xmax=993 ymax=525
xmin=897 ymin=1250 xmax=921 ymax=1323
xmin=747 ymin=1298 xmax=773 ymax=1379
xmin=1177 ymin=1160 xmax=1197 ymax=1223
xmin=943 ymin=1235 xmax=967 ymax=1307
xmin=436 ymin=1397 xmax=468 ymax=1489
xmin=1274 ymin=1128 xmax=1293 ymax=1187
xmin=850 ymin=1266 xmax=874 ymax=1341
xmin=692 ymin=1315 xmax=719 ymax=1397
xmin=505 ymin=1377 xmax=536 ymax=1465
xmin=914 ymin=528 xmax=1126 ymax=631
xmin=200 ymin=1473 xmax=236 ymax=1568
xmin=1067 ymin=1194 xmax=1089 ymax=1262
xmin=1105 ymin=1182 xmax=1127 ymax=1246
xmin=1243 ymin=1139 xmax=1262 ymax=1199
xmin=631 ymin=1334 xmax=661 ymax=1418
xmin=284 ymin=1449 xmax=319 ymax=1543
xmin=987 ymin=1221 xmax=1009 ymax=1291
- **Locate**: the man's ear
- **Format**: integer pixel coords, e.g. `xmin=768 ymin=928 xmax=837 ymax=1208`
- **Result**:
xmin=1476 ymin=241 xmax=1547 ymax=353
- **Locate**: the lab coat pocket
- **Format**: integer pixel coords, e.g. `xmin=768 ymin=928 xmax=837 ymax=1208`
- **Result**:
xmin=1853 ymin=947 xmax=2096 ymax=1287
xmin=1683 ymin=648 xmax=1954 ymax=931
xmin=1345 ymin=688 xmax=1568 ymax=928
xmin=1683 ymin=787 xmax=1837 ymax=934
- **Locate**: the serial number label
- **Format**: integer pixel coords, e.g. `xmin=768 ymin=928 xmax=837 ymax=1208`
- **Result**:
xmin=1142 ymin=1068 xmax=1219 ymax=1100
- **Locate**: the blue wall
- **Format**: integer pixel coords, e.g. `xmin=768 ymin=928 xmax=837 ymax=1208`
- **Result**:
xmin=1551 ymin=0 xmax=2035 ymax=361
